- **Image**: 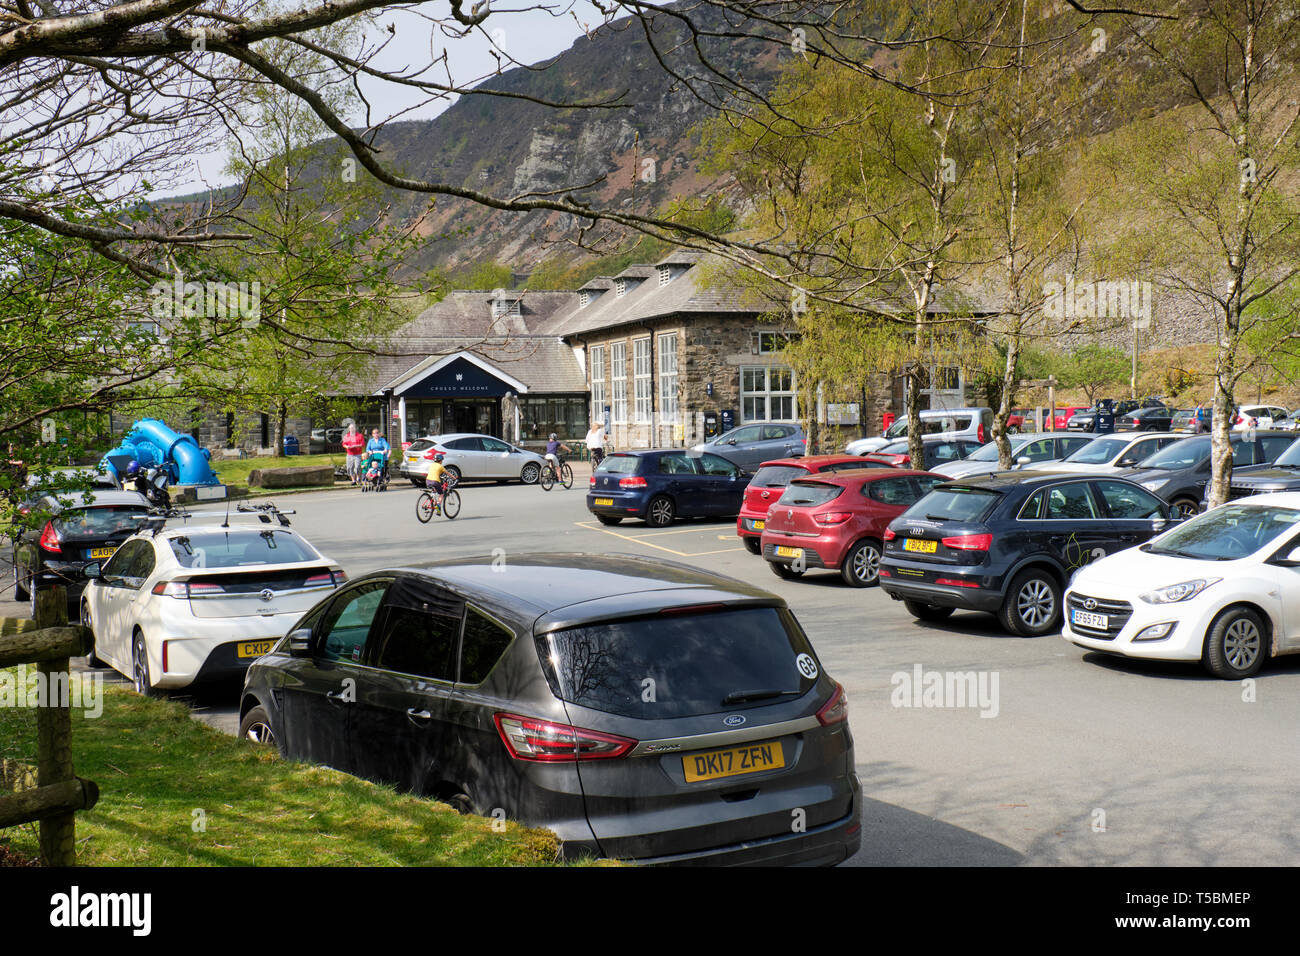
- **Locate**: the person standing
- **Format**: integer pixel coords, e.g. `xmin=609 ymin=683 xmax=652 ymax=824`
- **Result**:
xmin=341 ymin=424 xmax=365 ymax=485
xmin=585 ymin=421 xmax=606 ymax=467
xmin=1192 ymin=403 xmax=1208 ymax=434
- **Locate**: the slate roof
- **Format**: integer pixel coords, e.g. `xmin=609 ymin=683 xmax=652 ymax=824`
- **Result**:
xmin=543 ymin=256 xmax=767 ymax=338
xmin=336 ymin=290 xmax=583 ymax=395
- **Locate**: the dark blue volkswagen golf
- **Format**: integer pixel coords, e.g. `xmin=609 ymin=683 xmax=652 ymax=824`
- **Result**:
xmin=587 ymin=450 xmax=750 ymax=527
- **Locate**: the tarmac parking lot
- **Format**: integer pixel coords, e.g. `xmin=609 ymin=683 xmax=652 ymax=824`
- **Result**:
xmin=5 ymin=476 xmax=1298 ymax=866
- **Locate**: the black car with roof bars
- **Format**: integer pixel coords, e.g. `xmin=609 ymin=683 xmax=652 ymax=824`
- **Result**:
xmin=1114 ymin=430 xmax=1295 ymax=519
xmin=239 ymin=553 xmax=860 ymax=866
xmin=878 ymin=473 xmax=1178 ymax=636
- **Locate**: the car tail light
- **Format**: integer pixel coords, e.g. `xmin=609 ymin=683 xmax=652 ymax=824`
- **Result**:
xmin=978 ymin=423 xmax=987 ymax=443
xmin=619 ymin=476 xmax=647 ymax=488
xmin=38 ymin=521 xmax=61 ymax=553
xmin=883 ymin=527 xmax=897 ymax=541
xmin=942 ymin=533 xmax=993 ymax=551
xmin=186 ymin=581 xmax=225 ymax=595
xmin=936 ymin=577 xmax=981 ymax=588
xmin=879 ymin=569 xmax=891 ymax=577
xmin=814 ymin=511 xmax=853 ymax=526
xmin=589 ymin=475 xmax=597 ymax=487
xmin=305 ymin=572 xmax=334 ymax=587
xmin=162 ymin=640 xmax=170 ymax=673
xmin=816 ymin=682 xmax=848 ymax=726
xmin=423 ymin=450 xmax=438 ymax=460
xmin=332 ymin=569 xmax=348 ymax=584
xmin=494 ymin=713 xmax=635 ymax=762
xmin=1234 ymin=414 xmax=1243 ymax=425
xmin=151 ymin=581 xmax=189 ymax=598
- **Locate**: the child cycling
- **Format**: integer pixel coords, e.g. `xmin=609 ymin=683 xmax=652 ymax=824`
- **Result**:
xmin=424 ymin=452 xmax=452 ymax=505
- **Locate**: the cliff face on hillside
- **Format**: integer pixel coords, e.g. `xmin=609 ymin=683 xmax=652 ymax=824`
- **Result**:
xmin=369 ymin=8 xmax=787 ymax=276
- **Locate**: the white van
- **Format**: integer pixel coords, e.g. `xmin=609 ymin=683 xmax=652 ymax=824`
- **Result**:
xmin=846 ymin=407 xmax=993 ymax=455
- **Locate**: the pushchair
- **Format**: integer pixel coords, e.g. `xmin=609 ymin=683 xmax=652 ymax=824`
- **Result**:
xmin=361 ymin=450 xmax=389 ymax=492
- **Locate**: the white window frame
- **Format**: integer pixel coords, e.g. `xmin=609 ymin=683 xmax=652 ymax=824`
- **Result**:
xmin=633 ymin=337 xmax=653 ymax=423
xmin=657 ymin=332 xmax=679 ymax=424
xmin=590 ymin=345 xmax=606 ymax=422
xmin=611 ymin=341 xmax=628 ymax=423
xmin=741 ymin=365 xmax=797 ymax=422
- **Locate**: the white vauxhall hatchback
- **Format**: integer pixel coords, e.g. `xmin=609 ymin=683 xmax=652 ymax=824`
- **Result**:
xmin=1063 ymin=494 xmax=1300 ymax=678
xmin=79 ymin=518 xmax=345 ymax=695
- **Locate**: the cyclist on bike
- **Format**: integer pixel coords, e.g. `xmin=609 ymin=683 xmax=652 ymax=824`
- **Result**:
xmin=544 ymin=433 xmax=570 ymax=476
xmin=424 ymin=452 xmax=451 ymax=507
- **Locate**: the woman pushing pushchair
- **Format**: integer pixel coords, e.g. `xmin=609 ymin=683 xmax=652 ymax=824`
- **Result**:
xmin=361 ymin=429 xmax=391 ymax=492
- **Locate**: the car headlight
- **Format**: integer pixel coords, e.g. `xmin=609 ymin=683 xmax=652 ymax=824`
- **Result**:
xmin=1139 ymin=578 xmax=1220 ymax=604
xmin=1139 ymin=479 xmax=1165 ymax=492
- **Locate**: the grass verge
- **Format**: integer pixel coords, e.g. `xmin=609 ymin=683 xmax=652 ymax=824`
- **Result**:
xmin=0 ymin=670 xmax=566 ymax=866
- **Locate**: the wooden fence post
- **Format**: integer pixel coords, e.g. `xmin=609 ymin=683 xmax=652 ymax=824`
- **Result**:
xmin=34 ymin=587 xmax=77 ymax=866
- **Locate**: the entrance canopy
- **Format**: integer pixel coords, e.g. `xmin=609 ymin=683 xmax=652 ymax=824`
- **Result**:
xmin=385 ymin=351 xmax=529 ymax=399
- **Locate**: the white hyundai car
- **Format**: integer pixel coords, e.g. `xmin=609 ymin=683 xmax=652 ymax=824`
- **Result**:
xmin=1063 ymin=494 xmax=1300 ymax=678
xmin=79 ymin=517 xmax=345 ymax=695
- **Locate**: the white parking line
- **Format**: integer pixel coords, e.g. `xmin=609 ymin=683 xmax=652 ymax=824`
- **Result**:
xmin=574 ymin=521 xmax=744 ymax=557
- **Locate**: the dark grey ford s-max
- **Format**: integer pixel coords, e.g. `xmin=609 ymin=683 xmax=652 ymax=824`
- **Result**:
xmin=238 ymin=552 xmax=861 ymax=865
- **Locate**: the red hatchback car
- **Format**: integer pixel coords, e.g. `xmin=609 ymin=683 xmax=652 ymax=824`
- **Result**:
xmin=737 ymin=455 xmax=887 ymax=554
xmin=761 ymin=469 xmax=945 ymax=586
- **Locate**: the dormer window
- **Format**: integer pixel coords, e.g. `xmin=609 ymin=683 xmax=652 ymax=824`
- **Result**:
xmin=579 ymin=290 xmax=590 ymax=308
xmin=491 ymin=295 xmax=521 ymax=318
xmin=658 ymin=265 xmax=671 ymax=287
xmin=615 ymin=278 xmax=627 ymax=298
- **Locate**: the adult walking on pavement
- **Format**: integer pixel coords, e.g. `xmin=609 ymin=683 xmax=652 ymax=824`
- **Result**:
xmin=585 ymin=421 xmax=606 ymax=467
xmin=1192 ymin=403 xmax=1208 ymax=434
xmin=341 ymin=423 xmax=366 ymax=485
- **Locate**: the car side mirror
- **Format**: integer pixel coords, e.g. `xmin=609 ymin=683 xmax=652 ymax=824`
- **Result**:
xmin=1016 ymin=456 xmax=1031 ymax=465
xmin=288 ymin=628 xmax=312 ymax=657
xmin=81 ymin=561 xmax=102 ymax=580
xmin=726 ymin=438 xmax=737 ymax=445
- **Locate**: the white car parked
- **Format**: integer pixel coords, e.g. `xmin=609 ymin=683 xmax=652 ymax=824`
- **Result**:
xmin=846 ymin=407 xmax=992 ymax=456
xmin=79 ymin=516 xmax=345 ymax=695
xmin=1019 ymin=432 xmax=1184 ymax=474
xmin=1063 ymin=494 xmax=1300 ymax=678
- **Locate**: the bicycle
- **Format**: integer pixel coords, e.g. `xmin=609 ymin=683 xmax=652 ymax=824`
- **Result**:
xmin=415 ymin=475 xmax=460 ymax=522
xmin=539 ymin=455 xmax=573 ymax=491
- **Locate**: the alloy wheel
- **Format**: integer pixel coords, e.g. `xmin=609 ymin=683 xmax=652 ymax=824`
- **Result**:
xmin=1016 ymin=578 xmax=1055 ymax=630
xmin=1223 ymin=618 xmax=1261 ymax=671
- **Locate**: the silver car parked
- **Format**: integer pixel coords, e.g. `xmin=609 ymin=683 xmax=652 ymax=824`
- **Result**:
xmin=399 ymin=433 xmax=547 ymax=485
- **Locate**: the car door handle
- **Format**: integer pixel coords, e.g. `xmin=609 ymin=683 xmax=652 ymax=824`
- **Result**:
xmin=406 ymin=708 xmax=432 ymax=721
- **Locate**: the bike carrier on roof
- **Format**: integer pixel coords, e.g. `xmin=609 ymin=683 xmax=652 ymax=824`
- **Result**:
xmin=133 ymin=502 xmax=296 ymax=536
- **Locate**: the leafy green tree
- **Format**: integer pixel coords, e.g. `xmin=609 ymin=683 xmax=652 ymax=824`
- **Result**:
xmin=192 ymin=34 xmax=428 ymax=456
xmin=1055 ymin=345 xmax=1130 ymax=405
xmin=1099 ymin=1 xmax=1300 ymax=505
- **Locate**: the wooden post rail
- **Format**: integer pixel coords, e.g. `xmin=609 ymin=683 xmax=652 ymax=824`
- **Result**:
xmin=0 ymin=586 xmax=99 ymax=865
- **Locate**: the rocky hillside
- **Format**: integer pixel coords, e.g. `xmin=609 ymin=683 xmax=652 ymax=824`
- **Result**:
xmin=368 ymin=5 xmax=789 ymax=277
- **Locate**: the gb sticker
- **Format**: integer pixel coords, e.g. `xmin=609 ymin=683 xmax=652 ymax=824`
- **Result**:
xmin=795 ymin=653 xmax=819 ymax=680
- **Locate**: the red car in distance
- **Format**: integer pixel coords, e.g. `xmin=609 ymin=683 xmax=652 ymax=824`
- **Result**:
xmin=761 ymin=469 xmax=946 ymax=587
xmin=736 ymin=455 xmax=887 ymax=554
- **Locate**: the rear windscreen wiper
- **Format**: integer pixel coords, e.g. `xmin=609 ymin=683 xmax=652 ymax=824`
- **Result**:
xmin=722 ymin=688 xmax=801 ymax=705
